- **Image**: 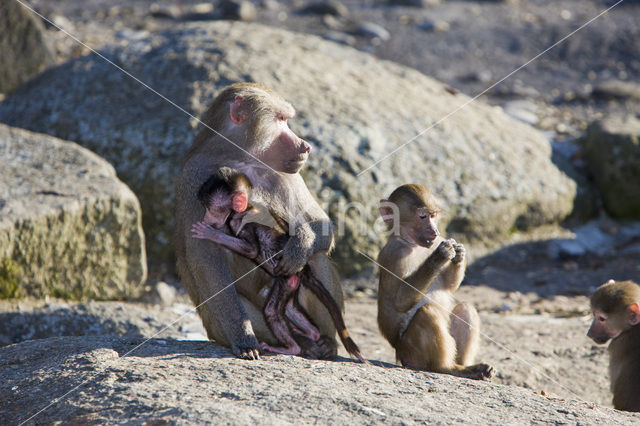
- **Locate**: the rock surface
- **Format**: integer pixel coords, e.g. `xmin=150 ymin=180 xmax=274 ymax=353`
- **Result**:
xmin=6 ymin=281 xmax=640 ymax=411
xmin=0 ymin=0 xmax=56 ymax=93
xmin=1 ymin=335 xmax=639 ymax=424
xmin=0 ymin=21 xmax=576 ymax=273
xmin=583 ymin=115 xmax=640 ymax=219
xmin=0 ymin=124 xmax=146 ymax=299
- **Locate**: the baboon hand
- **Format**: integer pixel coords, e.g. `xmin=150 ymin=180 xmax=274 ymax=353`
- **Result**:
xmin=433 ymin=239 xmax=456 ymax=264
xmin=191 ymin=221 xmax=219 ymax=240
xmin=450 ymin=240 xmax=466 ymax=265
xmin=275 ymin=235 xmax=312 ymax=275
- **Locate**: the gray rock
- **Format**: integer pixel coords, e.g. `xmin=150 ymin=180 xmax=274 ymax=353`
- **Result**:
xmin=502 ymin=100 xmax=539 ymax=126
xmin=149 ymin=4 xmax=181 ymax=19
xmin=592 ymin=79 xmax=640 ymax=101
xmin=1 ymin=336 xmax=638 ymax=424
xmin=389 ymin=0 xmax=442 ymax=7
xmin=417 ymin=19 xmax=450 ymax=32
xmin=301 ymin=1 xmax=349 ymax=17
xmin=0 ymin=22 xmax=576 ymax=273
xmin=181 ymin=3 xmax=217 ymax=21
xmin=144 ymin=281 xmax=177 ymax=306
xmin=0 ymin=0 xmax=56 ymax=93
xmin=219 ymin=0 xmax=257 ymax=21
xmin=356 ymin=21 xmax=390 ymax=41
xmin=0 ymin=124 xmax=146 ymax=299
xmin=322 ymin=30 xmax=356 ymax=46
xmin=547 ymin=221 xmax=615 ymax=260
xmin=583 ymin=115 xmax=640 ymax=219
xmin=458 ymin=70 xmax=493 ymax=84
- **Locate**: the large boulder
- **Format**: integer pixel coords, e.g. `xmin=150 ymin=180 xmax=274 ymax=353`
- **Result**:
xmin=0 ymin=124 xmax=146 ymax=299
xmin=1 ymin=336 xmax=638 ymax=424
xmin=584 ymin=115 xmax=640 ymax=219
xmin=0 ymin=0 xmax=56 ymax=93
xmin=0 ymin=22 xmax=576 ymax=274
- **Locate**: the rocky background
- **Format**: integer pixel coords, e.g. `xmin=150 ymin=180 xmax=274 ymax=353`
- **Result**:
xmin=1 ymin=0 xmax=639 ymax=423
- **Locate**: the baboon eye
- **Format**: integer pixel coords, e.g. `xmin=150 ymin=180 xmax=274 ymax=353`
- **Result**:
xmin=277 ymin=114 xmax=286 ymax=122
xmin=419 ymin=213 xmax=427 ymax=219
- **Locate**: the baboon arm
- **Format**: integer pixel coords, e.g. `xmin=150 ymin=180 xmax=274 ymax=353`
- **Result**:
xmin=440 ymin=261 xmax=465 ymax=291
xmin=185 ymin=237 xmax=257 ymax=348
xmin=393 ymin=255 xmax=447 ymax=312
xmin=307 ymin=219 xmax=335 ymax=253
xmin=276 ymin=220 xmax=334 ymax=275
xmin=200 ymin=229 xmax=259 ymax=260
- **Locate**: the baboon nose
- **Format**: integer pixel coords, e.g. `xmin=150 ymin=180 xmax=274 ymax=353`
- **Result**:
xmin=301 ymin=140 xmax=311 ymax=154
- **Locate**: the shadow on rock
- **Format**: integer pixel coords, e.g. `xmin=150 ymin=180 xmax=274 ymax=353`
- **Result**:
xmin=465 ymin=226 xmax=640 ymax=299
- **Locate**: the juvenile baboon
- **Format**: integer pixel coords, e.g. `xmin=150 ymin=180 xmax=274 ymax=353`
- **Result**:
xmin=175 ymin=83 xmax=342 ymax=359
xmin=191 ymin=167 xmax=366 ymax=362
xmin=588 ymin=279 xmax=640 ymax=412
xmin=377 ymin=184 xmax=494 ymax=380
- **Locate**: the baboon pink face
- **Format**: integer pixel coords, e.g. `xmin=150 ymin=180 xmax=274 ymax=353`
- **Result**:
xmin=260 ymin=114 xmax=311 ymax=174
xmin=229 ymin=96 xmax=311 ymax=174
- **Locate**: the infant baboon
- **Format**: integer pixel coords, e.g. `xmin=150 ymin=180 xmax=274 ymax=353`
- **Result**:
xmin=192 ymin=167 xmax=367 ymax=363
xmin=588 ymin=279 xmax=640 ymax=412
xmin=377 ymin=184 xmax=493 ymax=380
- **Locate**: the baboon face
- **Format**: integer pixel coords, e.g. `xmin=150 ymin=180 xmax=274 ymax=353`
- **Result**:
xmin=259 ymin=114 xmax=311 ymax=174
xmin=588 ymin=280 xmax=640 ymax=344
xmin=203 ymin=190 xmax=235 ymax=229
xmin=411 ymin=206 xmax=440 ymax=248
xmin=226 ymin=88 xmax=311 ymax=174
xmin=380 ymin=184 xmax=442 ymax=247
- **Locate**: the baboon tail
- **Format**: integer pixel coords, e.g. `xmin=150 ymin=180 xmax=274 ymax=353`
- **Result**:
xmin=303 ymin=266 xmax=369 ymax=364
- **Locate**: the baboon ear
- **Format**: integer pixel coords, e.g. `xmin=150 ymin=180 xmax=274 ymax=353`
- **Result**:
xmin=232 ymin=192 xmax=248 ymax=212
xmin=229 ymin=95 xmax=248 ymax=124
xmin=379 ymin=199 xmax=394 ymax=225
xmin=629 ymin=302 xmax=640 ymax=326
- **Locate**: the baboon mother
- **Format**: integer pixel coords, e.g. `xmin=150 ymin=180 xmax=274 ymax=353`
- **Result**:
xmin=175 ymin=83 xmax=341 ymax=359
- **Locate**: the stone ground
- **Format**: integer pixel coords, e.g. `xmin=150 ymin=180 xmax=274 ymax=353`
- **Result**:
xmin=4 ymin=335 xmax=639 ymax=425
xmin=0 ymin=274 xmax=623 ymax=410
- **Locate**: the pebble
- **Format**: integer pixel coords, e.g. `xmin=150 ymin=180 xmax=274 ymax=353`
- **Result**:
xmin=144 ymin=281 xmax=177 ymax=306
xmin=356 ymin=22 xmax=390 ymax=41
xmin=115 ymin=29 xmax=150 ymax=41
xmin=219 ymin=0 xmax=257 ymax=21
xmin=301 ymin=1 xmax=349 ymax=17
xmin=50 ymin=14 xmax=75 ymax=32
xmin=502 ymin=100 xmax=539 ymax=125
xmin=182 ymin=3 xmax=217 ymax=20
xmin=149 ymin=4 xmax=181 ymax=19
xmin=390 ymin=0 xmax=442 ymax=7
xmin=323 ymin=31 xmax=356 ymax=46
xmin=592 ymin=79 xmax=640 ymax=101
xmin=458 ymin=70 xmax=493 ymax=84
xmin=418 ymin=19 xmax=449 ymax=32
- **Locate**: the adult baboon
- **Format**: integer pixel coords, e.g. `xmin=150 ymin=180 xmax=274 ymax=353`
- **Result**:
xmin=175 ymin=83 xmax=341 ymax=359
